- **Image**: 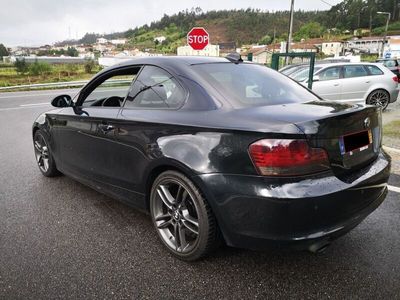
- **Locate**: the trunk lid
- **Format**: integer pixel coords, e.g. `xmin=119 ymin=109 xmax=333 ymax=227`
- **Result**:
xmin=250 ymin=100 xmax=382 ymax=175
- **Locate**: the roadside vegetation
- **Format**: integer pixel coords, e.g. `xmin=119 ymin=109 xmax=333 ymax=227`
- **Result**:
xmin=0 ymin=59 xmax=101 ymax=88
xmin=383 ymin=120 xmax=400 ymax=139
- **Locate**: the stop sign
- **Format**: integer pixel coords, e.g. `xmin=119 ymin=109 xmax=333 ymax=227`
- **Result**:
xmin=187 ymin=27 xmax=209 ymax=51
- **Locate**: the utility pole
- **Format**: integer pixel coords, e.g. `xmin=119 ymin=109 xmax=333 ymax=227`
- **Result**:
xmin=377 ymin=11 xmax=391 ymax=57
xmin=285 ymin=0 xmax=295 ymax=64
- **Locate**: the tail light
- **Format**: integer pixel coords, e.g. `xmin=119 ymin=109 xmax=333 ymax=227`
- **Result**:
xmin=249 ymin=139 xmax=330 ymax=176
xmin=393 ymin=76 xmax=399 ymax=83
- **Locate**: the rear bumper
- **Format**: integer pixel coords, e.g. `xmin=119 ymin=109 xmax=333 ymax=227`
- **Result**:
xmin=196 ymin=151 xmax=391 ymax=250
xmin=389 ymin=86 xmax=399 ymax=103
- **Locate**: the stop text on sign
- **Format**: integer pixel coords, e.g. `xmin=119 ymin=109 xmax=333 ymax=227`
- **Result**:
xmin=187 ymin=27 xmax=210 ymax=51
xmin=188 ymin=35 xmax=209 ymax=44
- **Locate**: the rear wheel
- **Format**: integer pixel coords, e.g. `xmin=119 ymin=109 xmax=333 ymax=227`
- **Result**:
xmin=366 ymin=89 xmax=390 ymax=110
xmin=150 ymin=170 xmax=220 ymax=261
xmin=33 ymin=130 xmax=60 ymax=177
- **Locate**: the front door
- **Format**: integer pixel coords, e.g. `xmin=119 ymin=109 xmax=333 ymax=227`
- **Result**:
xmin=55 ymin=66 xmax=140 ymax=186
xmin=312 ymin=66 xmax=342 ymax=100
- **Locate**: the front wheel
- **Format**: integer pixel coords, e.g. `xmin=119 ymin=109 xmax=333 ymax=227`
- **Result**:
xmin=33 ymin=130 xmax=60 ymax=177
xmin=150 ymin=170 xmax=220 ymax=261
xmin=366 ymin=89 xmax=390 ymax=111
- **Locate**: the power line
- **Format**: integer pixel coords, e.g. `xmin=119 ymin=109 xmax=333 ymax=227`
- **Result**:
xmin=320 ymin=0 xmax=334 ymax=7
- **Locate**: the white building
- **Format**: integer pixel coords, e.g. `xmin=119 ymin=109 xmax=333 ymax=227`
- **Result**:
xmin=346 ymin=37 xmax=384 ymax=54
xmin=177 ymin=44 xmax=219 ymax=57
xmin=154 ymin=36 xmax=166 ymax=44
xmin=96 ymin=37 xmax=108 ymax=44
xmin=110 ymin=39 xmax=127 ymax=45
xmin=382 ymin=36 xmax=400 ymax=58
xmin=322 ymin=42 xmax=344 ymax=56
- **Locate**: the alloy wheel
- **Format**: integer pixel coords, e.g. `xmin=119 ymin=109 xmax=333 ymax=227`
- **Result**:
xmin=152 ymin=179 xmax=200 ymax=253
xmin=367 ymin=90 xmax=389 ymax=109
xmin=34 ymin=133 xmax=50 ymax=173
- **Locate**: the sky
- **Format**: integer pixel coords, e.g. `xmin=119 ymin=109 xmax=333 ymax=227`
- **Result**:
xmin=0 ymin=0 xmax=342 ymax=47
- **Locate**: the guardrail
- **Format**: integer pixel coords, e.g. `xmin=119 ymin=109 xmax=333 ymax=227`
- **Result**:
xmin=0 ymin=80 xmax=89 ymax=91
xmin=0 ymin=79 xmax=132 ymax=91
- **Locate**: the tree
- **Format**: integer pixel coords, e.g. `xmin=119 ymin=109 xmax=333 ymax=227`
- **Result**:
xmin=14 ymin=58 xmax=28 ymax=74
xmin=259 ymin=35 xmax=272 ymax=45
xmin=66 ymin=47 xmax=78 ymax=57
xmin=0 ymin=43 xmax=9 ymax=58
xmin=295 ymin=22 xmax=325 ymax=40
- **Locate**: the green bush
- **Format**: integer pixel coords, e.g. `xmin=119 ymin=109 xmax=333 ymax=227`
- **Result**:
xmin=84 ymin=59 xmax=96 ymax=73
xmin=29 ymin=60 xmax=52 ymax=76
xmin=14 ymin=58 xmax=28 ymax=74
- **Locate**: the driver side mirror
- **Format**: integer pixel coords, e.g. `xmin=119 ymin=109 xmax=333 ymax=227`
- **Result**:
xmin=313 ymin=75 xmax=320 ymax=82
xmin=51 ymin=95 xmax=73 ymax=108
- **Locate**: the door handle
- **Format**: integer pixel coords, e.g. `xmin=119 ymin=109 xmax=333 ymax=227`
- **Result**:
xmin=365 ymin=81 xmax=371 ymax=83
xmin=333 ymin=83 xmax=339 ymax=86
xmin=99 ymin=124 xmax=115 ymax=132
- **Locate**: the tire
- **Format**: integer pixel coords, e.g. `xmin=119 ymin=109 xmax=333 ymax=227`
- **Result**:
xmin=33 ymin=129 xmax=61 ymax=177
xmin=366 ymin=89 xmax=390 ymax=111
xmin=150 ymin=170 xmax=220 ymax=261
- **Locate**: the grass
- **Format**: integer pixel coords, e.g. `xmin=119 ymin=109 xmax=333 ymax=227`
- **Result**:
xmin=0 ymin=64 xmax=101 ymax=88
xmin=383 ymin=120 xmax=400 ymax=139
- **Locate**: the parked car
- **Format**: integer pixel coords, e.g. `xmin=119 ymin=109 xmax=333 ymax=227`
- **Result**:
xmin=33 ymin=56 xmax=390 ymax=261
xmin=376 ymin=58 xmax=400 ymax=78
xmin=284 ymin=62 xmax=399 ymax=110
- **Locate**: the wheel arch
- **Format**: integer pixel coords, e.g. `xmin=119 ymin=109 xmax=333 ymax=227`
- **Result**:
xmin=365 ymin=87 xmax=390 ymax=101
xmin=144 ymin=161 xmax=199 ymax=212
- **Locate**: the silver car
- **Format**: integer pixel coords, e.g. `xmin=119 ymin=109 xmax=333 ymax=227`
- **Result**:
xmin=287 ymin=62 xmax=399 ymax=110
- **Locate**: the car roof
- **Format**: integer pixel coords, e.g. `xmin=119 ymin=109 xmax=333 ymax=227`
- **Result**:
xmin=308 ymin=62 xmax=381 ymax=68
xmin=110 ymin=56 xmax=231 ymax=68
xmin=95 ymin=55 xmax=240 ymax=79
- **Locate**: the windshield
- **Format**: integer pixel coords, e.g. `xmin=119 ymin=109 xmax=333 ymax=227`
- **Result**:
xmin=193 ymin=63 xmax=320 ymax=108
xmin=280 ymin=65 xmax=308 ymax=76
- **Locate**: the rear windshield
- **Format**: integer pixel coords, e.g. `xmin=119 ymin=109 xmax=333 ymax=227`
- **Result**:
xmin=193 ymin=63 xmax=320 ymax=108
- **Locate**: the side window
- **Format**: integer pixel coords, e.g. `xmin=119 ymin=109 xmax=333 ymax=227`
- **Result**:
xmin=318 ymin=67 xmax=341 ymax=81
xmin=81 ymin=67 xmax=140 ymax=107
xmin=383 ymin=60 xmax=396 ymax=68
xmin=366 ymin=65 xmax=384 ymax=75
xmin=343 ymin=65 xmax=368 ymax=78
xmin=124 ymin=66 xmax=185 ymax=109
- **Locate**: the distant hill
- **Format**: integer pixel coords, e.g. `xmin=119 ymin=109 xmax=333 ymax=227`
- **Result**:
xmin=56 ymin=8 xmax=328 ymax=51
xmin=55 ymin=0 xmax=396 ymax=53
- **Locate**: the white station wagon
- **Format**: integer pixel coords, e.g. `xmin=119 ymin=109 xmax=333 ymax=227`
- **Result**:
xmin=287 ymin=62 xmax=399 ymax=110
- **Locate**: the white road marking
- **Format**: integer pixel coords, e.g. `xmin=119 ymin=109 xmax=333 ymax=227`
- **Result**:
xmin=0 ymin=92 xmax=69 ymax=99
xmin=19 ymin=102 xmax=49 ymax=107
xmin=388 ymin=185 xmax=400 ymax=193
xmin=0 ymin=105 xmax=50 ymax=112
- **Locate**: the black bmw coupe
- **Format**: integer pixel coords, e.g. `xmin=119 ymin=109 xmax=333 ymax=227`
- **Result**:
xmin=32 ymin=55 xmax=391 ymax=261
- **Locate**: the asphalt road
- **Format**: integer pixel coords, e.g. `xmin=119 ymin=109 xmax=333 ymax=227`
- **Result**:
xmin=0 ymin=89 xmax=399 ymax=299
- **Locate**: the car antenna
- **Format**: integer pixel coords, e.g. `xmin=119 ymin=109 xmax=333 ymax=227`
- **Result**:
xmin=226 ymin=52 xmax=243 ymax=64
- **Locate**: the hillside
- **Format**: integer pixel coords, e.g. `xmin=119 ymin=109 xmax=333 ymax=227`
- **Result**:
xmin=55 ymin=0 xmax=399 ymax=53
xmin=124 ymin=9 xmax=329 ymax=53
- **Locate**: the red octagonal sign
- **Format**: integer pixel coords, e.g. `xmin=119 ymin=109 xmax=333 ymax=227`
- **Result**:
xmin=187 ymin=27 xmax=209 ymax=51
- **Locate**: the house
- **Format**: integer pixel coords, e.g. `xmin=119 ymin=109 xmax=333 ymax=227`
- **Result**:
xmin=96 ymin=37 xmax=108 ymax=44
xmin=383 ymin=36 xmax=400 ymax=58
xmin=322 ymin=41 xmax=344 ymax=56
xmin=154 ymin=36 xmax=166 ymax=44
xmin=110 ymin=39 xmax=127 ymax=45
xmin=177 ymin=44 xmax=219 ymax=57
xmin=346 ymin=36 xmax=385 ymax=54
xmin=241 ymin=46 xmax=272 ymax=64
xmin=289 ymin=43 xmax=319 ymax=53
xmin=218 ymin=42 xmax=236 ymax=53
